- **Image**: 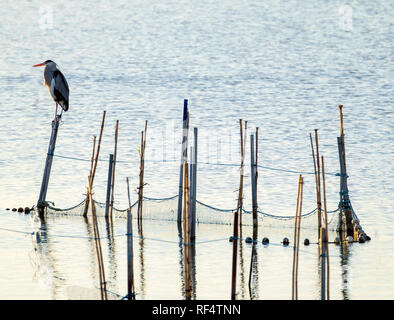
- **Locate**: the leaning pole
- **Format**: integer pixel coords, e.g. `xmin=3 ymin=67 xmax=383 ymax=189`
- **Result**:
xmin=37 ymin=114 xmax=61 ymax=218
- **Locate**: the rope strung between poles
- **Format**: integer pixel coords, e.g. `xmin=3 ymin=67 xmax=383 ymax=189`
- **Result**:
xmin=52 ymin=154 xmax=340 ymax=176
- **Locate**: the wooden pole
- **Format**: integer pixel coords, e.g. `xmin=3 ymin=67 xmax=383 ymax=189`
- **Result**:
xmin=182 ymin=160 xmax=192 ymax=299
xmin=338 ymin=105 xmax=347 ymax=170
xmin=37 ymin=114 xmax=61 ymax=217
xmin=292 ymin=175 xmax=303 ymax=300
xmin=238 ymin=120 xmax=247 ymax=227
xmin=83 ymin=111 xmax=106 ymax=217
xmin=337 ymin=105 xmax=354 ymax=238
xmin=109 ymin=120 xmax=119 ymax=220
xmin=321 ymin=227 xmax=326 ymax=300
xmin=89 ymin=188 xmax=108 ymax=300
xmin=137 ymin=120 xmax=148 ymax=232
xmin=86 ymin=141 xmax=108 ymax=300
xmin=321 ymin=156 xmax=330 ymax=300
xmin=310 ymin=132 xmax=321 ymax=247
xmin=314 ymin=129 xmax=323 ymax=249
xmin=85 ymin=135 xmax=96 ymax=215
xmin=105 ymin=154 xmax=114 ymax=218
xmin=126 ymin=177 xmax=135 ymax=300
xmin=231 ymin=119 xmax=247 ymax=300
xmin=250 ymin=133 xmax=258 ymax=241
xmin=182 ymin=162 xmax=191 ymax=244
xmin=177 ymin=100 xmax=189 ymax=228
xmin=190 ymin=127 xmax=198 ymax=240
xmin=254 ymin=128 xmax=259 ymax=240
xmin=337 ymin=137 xmax=347 ymax=238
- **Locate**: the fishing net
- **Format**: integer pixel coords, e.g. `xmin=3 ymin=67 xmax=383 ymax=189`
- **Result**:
xmin=43 ymin=194 xmax=341 ymax=242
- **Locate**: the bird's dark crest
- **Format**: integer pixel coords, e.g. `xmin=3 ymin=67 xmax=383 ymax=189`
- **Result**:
xmin=44 ymin=60 xmax=54 ymax=64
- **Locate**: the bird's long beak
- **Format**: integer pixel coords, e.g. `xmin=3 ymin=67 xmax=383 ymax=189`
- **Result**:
xmin=33 ymin=62 xmax=45 ymax=67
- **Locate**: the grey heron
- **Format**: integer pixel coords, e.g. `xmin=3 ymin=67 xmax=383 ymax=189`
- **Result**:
xmin=33 ymin=60 xmax=69 ymax=117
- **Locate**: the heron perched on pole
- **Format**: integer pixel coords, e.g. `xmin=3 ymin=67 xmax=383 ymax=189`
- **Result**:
xmin=33 ymin=60 xmax=69 ymax=117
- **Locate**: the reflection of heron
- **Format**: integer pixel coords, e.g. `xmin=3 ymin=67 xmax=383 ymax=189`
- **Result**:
xmin=33 ymin=60 xmax=69 ymax=117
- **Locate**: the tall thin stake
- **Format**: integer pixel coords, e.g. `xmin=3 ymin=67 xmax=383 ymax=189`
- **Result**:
xmin=231 ymin=119 xmax=247 ymax=300
xmin=321 ymin=156 xmax=330 ymax=300
xmin=83 ymin=111 xmax=106 ymax=217
xmin=109 ymin=120 xmax=119 ymax=219
xmin=137 ymin=120 xmax=148 ymax=232
xmin=177 ymin=100 xmax=189 ymax=227
xmin=250 ymin=132 xmax=258 ymax=241
xmin=314 ymin=129 xmax=322 ymax=249
xmin=126 ymin=177 xmax=135 ymax=300
xmin=310 ymin=132 xmax=321 ymax=248
xmin=37 ymin=114 xmax=61 ymax=217
xmin=105 ymin=154 xmax=114 ymax=218
xmin=292 ymin=175 xmax=303 ymax=300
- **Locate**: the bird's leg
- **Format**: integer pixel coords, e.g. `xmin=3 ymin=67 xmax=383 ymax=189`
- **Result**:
xmin=55 ymin=103 xmax=58 ymax=118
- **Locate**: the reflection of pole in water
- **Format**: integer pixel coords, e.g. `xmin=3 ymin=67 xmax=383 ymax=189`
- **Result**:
xmin=105 ymin=216 xmax=119 ymax=296
xmin=190 ymin=244 xmax=197 ymax=299
xmin=83 ymin=216 xmax=100 ymax=287
xmin=248 ymin=244 xmax=259 ymax=300
xmin=238 ymin=234 xmax=246 ymax=299
xmin=138 ymin=236 xmax=146 ymax=299
xmin=33 ymin=218 xmax=65 ymax=299
xmin=184 ymin=243 xmax=192 ymax=300
xmin=340 ymin=242 xmax=350 ymax=300
xmin=178 ymin=235 xmax=186 ymax=299
xmin=178 ymin=235 xmax=196 ymax=300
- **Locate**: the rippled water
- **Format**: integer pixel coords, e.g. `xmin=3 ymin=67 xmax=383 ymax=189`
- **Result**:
xmin=0 ymin=0 xmax=393 ymax=299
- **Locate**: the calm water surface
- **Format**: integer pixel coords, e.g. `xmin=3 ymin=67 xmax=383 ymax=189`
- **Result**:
xmin=0 ymin=0 xmax=393 ymax=299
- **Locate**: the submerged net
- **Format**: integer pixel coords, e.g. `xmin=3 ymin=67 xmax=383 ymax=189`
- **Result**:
xmin=44 ymin=194 xmax=341 ymax=242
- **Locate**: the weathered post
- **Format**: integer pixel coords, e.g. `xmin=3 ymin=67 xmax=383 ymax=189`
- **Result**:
xmin=105 ymin=154 xmax=114 ymax=218
xmin=109 ymin=120 xmax=119 ymax=219
xmin=250 ymin=133 xmax=258 ymax=242
xmin=177 ymin=100 xmax=189 ymax=229
xmin=321 ymin=227 xmax=326 ymax=301
xmin=337 ymin=105 xmax=354 ymax=239
xmin=321 ymin=156 xmax=330 ymax=300
xmin=126 ymin=177 xmax=135 ymax=300
xmin=231 ymin=119 xmax=247 ymax=300
xmin=310 ymin=131 xmax=322 ymax=249
xmin=190 ymin=127 xmax=198 ymax=240
xmin=137 ymin=120 xmax=148 ymax=232
xmin=292 ymin=175 xmax=303 ymax=300
xmin=83 ymin=111 xmax=106 ymax=217
xmin=37 ymin=115 xmax=61 ymax=217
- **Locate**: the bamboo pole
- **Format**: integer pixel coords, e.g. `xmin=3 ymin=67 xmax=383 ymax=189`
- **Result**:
xmin=105 ymin=154 xmax=114 ymax=218
xmin=254 ymin=127 xmax=259 ymax=239
xmin=83 ymin=111 xmax=106 ymax=217
xmin=292 ymin=175 xmax=303 ymax=300
xmin=109 ymin=120 xmax=119 ymax=220
xmin=238 ymin=120 xmax=247 ymax=227
xmin=321 ymin=156 xmax=330 ymax=300
xmin=231 ymin=119 xmax=247 ymax=300
xmin=314 ymin=129 xmax=323 ymax=249
xmin=177 ymin=100 xmax=189 ymax=227
xmin=250 ymin=133 xmax=258 ymax=241
xmin=338 ymin=105 xmax=347 ymax=170
xmin=310 ymin=132 xmax=322 ymax=248
xmin=182 ymin=162 xmax=191 ymax=244
xmin=90 ymin=190 xmax=107 ymax=300
xmin=182 ymin=160 xmax=192 ymax=299
xmin=190 ymin=128 xmax=198 ymax=240
xmin=137 ymin=120 xmax=148 ymax=232
xmin=85 ymin=135 xmax=97 ymax=215
xmin=87 ymin=154 xmax=107 ymax=300
xmin=126 ymin=177 xmax=135 ymax=300
xmin=321 ymin=227 xmax=326 ymax=300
